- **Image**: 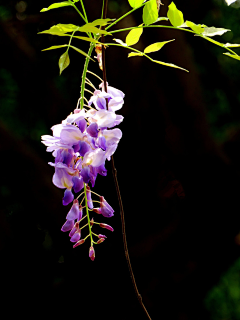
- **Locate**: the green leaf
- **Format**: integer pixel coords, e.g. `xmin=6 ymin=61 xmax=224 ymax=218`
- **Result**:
xmin=128 ymin=52 xmax=144 ymax=57
xmin=42 ymin=45 xmax=68 ymax=51
xmin=151 ymin=59 xmax=188 ymax=72
xmin=144 ymin=40 xmax=174 ymax=53
xmin=125 ymin=25 xmax=143 ymax=46
xmin=143 ymin=0 xmax=158 ymax=25
xmin=38 ymin=24 xmax=79 ymax=35
xmin=224 ymin=43 xmax=240 ymax=48
xmin=185 ymin=21 xmax=204 ymax=34
xmin=69 ymin=45 xmax=94 ymax=60
xmin=223 ymin=52 xmax=240 ymax=61
xmin=40 ymin=1 xmax=72 ymax=12
xmin=167 ymin=2 xmax=184 ymax=27
xmin=72 ymin=36 xmax=101 ymax=43
xmin=202 ymin=27 xmax=230 ymax=37
xmin=78 ymin=24 xmax=111 ymax=35
xmin=128 ymin=0 xmax=144 ymax=8
xmin=88 ymin=18 xmax=113 ymax=27
xmin=59 ymin=50 xmax=70 ymax=75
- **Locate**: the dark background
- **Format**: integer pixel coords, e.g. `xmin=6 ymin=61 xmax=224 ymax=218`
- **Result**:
xmin=1 ymin=0 xmax=240 ymax=319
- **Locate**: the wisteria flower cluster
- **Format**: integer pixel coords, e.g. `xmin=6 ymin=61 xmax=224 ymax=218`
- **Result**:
xmin=41 ymin=82 xmax=124 ymax=260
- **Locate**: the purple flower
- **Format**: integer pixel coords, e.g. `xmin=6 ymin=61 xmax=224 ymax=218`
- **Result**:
xmin=62 ymin=189 xmax=74 ymax=206
xmin=86 ymin=185 xmax=93 ymax=209
xmin=66 ymin=199 xmax=80 ymax=220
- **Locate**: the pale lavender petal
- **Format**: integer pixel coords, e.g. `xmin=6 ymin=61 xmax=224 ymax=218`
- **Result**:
xmin=70 ymin=232 xmax=81 ymax=243
xmin=66 ymin=199 xmax=80 ymax=220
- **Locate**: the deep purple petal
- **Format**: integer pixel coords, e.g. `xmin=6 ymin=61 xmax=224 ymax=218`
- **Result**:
xmin=81 ymin=166 xmax=90 ymax=183
xmin=72 ymin=176 xmax=84 ymax=193
xmin=62 ymin=189 xmax=74 ymax=206
xmin=79 ymin=141 xmax=90 ymax=157
xmin=86 ymin=185 xmax=93 ymax=209
xmin=87 ymin=123 xmax=98 ymax=138
xmin=96 ymin=164 xmax=107 ymax=176
xmin=77 ymin=118 xmax=87 ymax=133
xmin=97 ymin=136 xmax=106 ymax=150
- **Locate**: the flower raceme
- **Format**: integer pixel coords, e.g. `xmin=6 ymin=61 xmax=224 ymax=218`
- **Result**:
xmin=41 ymin=82 xmax=124 ymax=260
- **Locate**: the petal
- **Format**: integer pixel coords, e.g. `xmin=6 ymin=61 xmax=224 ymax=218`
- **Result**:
xmin=81 ymin=166 xmax=91 ymax=184
xmin=66 ymin=199 xmax=80 ymax=220
xmin=62 ymin=189 xmax=74 ymax=206
xmin=87 ymin=123 xmax=99 ymax=138
xmin=70 ymin=231 xmax=81 ymax=243
xmin=61 ymin=220 xmax=74 ymax=232
xmin=72 ymin=176 xmax=84 ymax=193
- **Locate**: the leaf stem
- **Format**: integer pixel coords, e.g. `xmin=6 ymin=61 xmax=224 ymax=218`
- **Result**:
xmin=105 ymin=2 xmax=146 ymax=31
xmin=71 ymin=3 xmax=86 ymax=22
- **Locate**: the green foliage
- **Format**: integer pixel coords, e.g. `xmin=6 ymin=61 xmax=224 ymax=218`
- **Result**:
xmin=125 ymin=25 xmax=143 ymax=46
xmin=167 ymin=2 xmax=184 ymax=28
xmin=40 ymin=1 xmax=73 ymax=12
xmin=185 ymin=21 xmax=204 ymax=34
xmin=128 ymin=0 xmax=144 ymax=9
xmin=205 ymin=257 xmax=240 ymax=320
xmin=59 ymin=50 xmax=70 ymax=75
xmin=144 ymin=40 xmax=175 ymax=54
xmin=142 ymin=0 xmax=158 ymax=25
xmin=202 ymin=27 xmax=231 ymax=37
xmin=39 ymin=23 xmax=111 ymax=36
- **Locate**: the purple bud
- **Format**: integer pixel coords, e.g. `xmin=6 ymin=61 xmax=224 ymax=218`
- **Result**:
xmin=100 ymin=196 xmax=114 ymax=218
xmin=99 ymin=223 xmax=114 ymax=232
xmin=62 ymin=189 xmax=74 ymax=206
xmin=89 ymin=246 xmax=95 ymax=261
xmin=98 ymin=234 xmax=107 ymax=239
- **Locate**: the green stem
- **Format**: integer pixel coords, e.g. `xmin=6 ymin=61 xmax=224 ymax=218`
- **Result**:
xmin=110 ymin=25 xmax=239 ymax=57
xmin=71 ymin=3 xmax=86 ymax=22
xmin=84 ymin=183 xmax=93 ymax=245
xmin=79 ymin=0 xmax=88 ymax=23
xmin=67 ymin=30 xmax=76 ymax=52
xmin=80 ymin=44 xmax=95 ymax=109
xmin=105 ymin=2 xmax=146 ymax=31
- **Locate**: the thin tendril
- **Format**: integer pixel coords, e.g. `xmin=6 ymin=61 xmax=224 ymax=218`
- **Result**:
xmin=87 ymin=70 xmax=103 ymax=82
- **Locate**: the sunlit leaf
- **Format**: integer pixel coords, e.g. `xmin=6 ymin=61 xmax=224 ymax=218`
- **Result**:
xmin=72 ymin=0 xmax=79 ymax=2
xmin=59 ymin=50 xmax=70 ymax=75
xmin=223 ymin=52 xmax=240 ymax=61
xmin=202 ymin=27 xmax=230 ymax=37
xmin=167 ymin=2 xmax=184 ymax=27
xmin=114 ymin=38 xmax=127 ymax=46
xmin=40 ymin=2 xmax=72 ymax=12
xmin=72 ymin=36 xmax=101 ymax=43
xmin=69 ymin=45 xmax=94 ymax=60
xmin=88 ymin=18 xmax=113 ymax=27
xmin=128 ymin=52 xmax=144 ymax=57
xmin=151 ymin=59 xmax=188 ymax=71
xmin=125 ymin=25 xmax=143 ymax=46
xmin=78 ymin=24 xmax=111 ymax=35
xmin=128 ymin=0 xmax=144 ymax=8
xmin=42 ymin=45 xmax=68 ymax=51
xmin=38 ymin=24 xmax=79 ymax=35
xmin=143 ymin=0 xmax=158 ymax=25
xmin=224 ymin=43 xmax=240 ymax=48
xmin=144 ymin=40 xmax=174 ymax=54
xmin=225 ymin=0 xmax=237 ymax=5
xmin=185 ymin=21 xmax=204 ymax=34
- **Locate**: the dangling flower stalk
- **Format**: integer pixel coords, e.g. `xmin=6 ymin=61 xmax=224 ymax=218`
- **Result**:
xmin=101 ymin=0 xmax=152 ymax=319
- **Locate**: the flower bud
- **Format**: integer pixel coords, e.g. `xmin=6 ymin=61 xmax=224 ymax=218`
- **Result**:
xmin=90 ymin=218 xmax=94 ymax=226
xmin=98 ymin=234 xmax=107 ymax=239
xmin=99 ymin=223 xmax=114 ymax=232
xmin=73 ymin=239 xmax=85 ymax=248
xmin=89 ymin=246 xmax=95 ymax=261
xmin=97 ymin=238 xmax=105 ymax=244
